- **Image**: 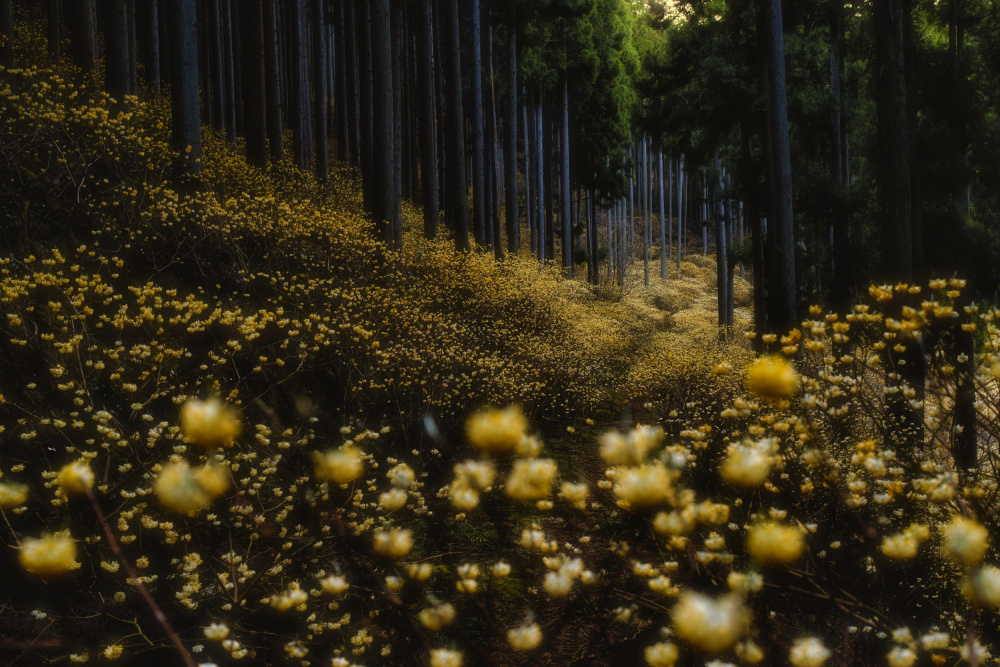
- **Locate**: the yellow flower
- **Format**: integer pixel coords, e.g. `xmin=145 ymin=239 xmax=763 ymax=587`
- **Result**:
xmin=600 ymin=425 xmax=663 ymax=465
xmin=269 ymin=581 xmax=308 ymax=611
xmin=505 ymin=459 xmax=557 ymax=501
xmin=429 ymin=648 xmax=463 ymax=667
xmin=613 ymin=462 xmax=675 ymax=507
xmin=19 ymin=533 xmax=80 ymax=577
xmin=320 ymin=575 xmax=349 ymax=595
xmin=880 ymin=524 xmax=928 ymax=561
xmin=312 ymin=446 xmax=364 ymax=485
xmin=465 ymin=406 xmax=528 ymax=455
xmin=0 ymin=481 xmax=28 ymax=507
xmin=745 ymin=522 xmax=805 ymax=566
xmin=644 ymin=641 xmax=679 ymax=666
xmin=942 ymin=515 xmax=989 ymax=566
xmin=154 ymin=461 xmax=229 ymax=514
xmin=419 ymin=602 xmax=456 ymax=631
xmin=789 ymin=637 xmax=831 ymax=667
xmin=886 ymin=647 xmax=917 ymax=667
xmin=373 ymin=528 xmax=413 ymax=559
xmin=720 ymin=438 xmax=776 ymax=487
xmin=964 ymin=565 xmax=1000 ymax=606
xmin=56 ymin=460 xmax=94 ymax=495
xmin=507 ymin=622 xmax=542 ymax=651
xmin=103 ymin=645 xmax=123 ymax=660
xmin=745 ymin=355 xmax=799 ymax=401
xmin=671 ymin=592 xmax=749 ymax=652
xmin=179 ymin=397 xmax=241 ymax=448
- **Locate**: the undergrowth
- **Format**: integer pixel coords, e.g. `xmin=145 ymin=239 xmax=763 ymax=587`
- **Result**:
xmin=4 ymin=32 xmax=1000 ymax=667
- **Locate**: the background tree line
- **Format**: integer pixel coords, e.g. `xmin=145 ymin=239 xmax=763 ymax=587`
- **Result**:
xmin=5 ymin=0 xmax=1000 ymax=339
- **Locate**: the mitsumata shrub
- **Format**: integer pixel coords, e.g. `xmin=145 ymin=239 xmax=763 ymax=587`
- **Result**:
xmin=4 ymin=46 xmax=1000 ymax=667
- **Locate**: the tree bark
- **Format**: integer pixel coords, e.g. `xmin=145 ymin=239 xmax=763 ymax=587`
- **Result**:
xmin=0 ymin=0 xmax=11 ymax=69
xmin=764 ymin=0 xmax=797 ymax=331
xmin=311 ymin=0 xmax=329 ymax=180
xmin=504 ymin=6 xmax=518 ymax=256
xmin=169 ymin=0 xmax=201 ymax=178
xmin=104 ymin=0 xmax=131 ymax=101
xmin=470 ymin=0 xmax=486 ymax=247
xmin=416 ymin=0 xmax=439 ymax=238
xmin=263 ymin=0 xmax=283 ymax=161
xmin=138 ymin=0 xmax=161 ymax=96
xmin=358 ymin=0 xmax=374 ymax=207
xmin=67 ymin=0 xmax=97 ymax=75
xmin=334 ymin=0 xmax=350 ymax=163
xmin=390 ymin=0 xmax=404 ymax=244
xmin=659 ymin=150 xmax=666 ymax=281
xmin=240 ymin=0 xmax=267 ymax=168
xmin=371 ymin=0 xmax=398 ymax=246
xmin=536 ymin=97 xmax=546 ymax=263
xmin=714 ymin=152 xmax=728 ymax=337
xmin=561 ymin=79 xmax=572 ymax=275
xmin=289 ymin=0 xmax=311 ymax=172
xmin=873 ymin=0 xmax=912 ymax=277
xmin=47 ymin=0 xmax=62 ymax=61
xmin=829 ymin=0 xmax=851 ymax=311
xmin=444 ymin=0 xmax=468 ymax=250
xmin=343 ymin=0 xmax=361 ymax=166
xmin=221 ymin=0 xmax=237 ymax=141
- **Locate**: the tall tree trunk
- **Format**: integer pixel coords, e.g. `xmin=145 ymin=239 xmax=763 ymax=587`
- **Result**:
xmin=221 ymin=0 xmax=237 ymax=141
xmin=358 ymin=0 xmax=374 ymax=207
xmin=643 ymin=138 xmax=650 ymax=286
xmin=371 ymin=0 xmax=397 ymax=246
xmin=504 ymin=7 xmax=518 ymax=256
xmin=126 ymin=0 xmax=137 ymax=93
xmin=207 ymin=0 xmax=224 ymax=130
xmin=479 ymin=0 xmax=492 ymax=251
xmin=0 ymin=0 xmax=11 ymax=69
xmin=484 ymin=0 xmax=502 ymax=258
xmin=904 ymin=0 xmax=922 ymax=275
xmin=536 ymin=97 xmax=546 ymax=263
xmin=677 ymin=155 xmax=684 ymax=277
xmin=169 ymin=0 xmax=201 ymax=178
xmin=470 ymin=0 xmax=486 ymax=247
xmin=416 ymin=0 xmax=439 ymax=239
xmin=659 ymin=150 xmax=666 ymax=281
xmin=544 ymin=99 xmax=554 ymax=261
xmin=714 ymin=152 xmax=728 ymax=337
xmin=240 ymin=0 xmax=267 ymax=168
xmin=829 ymin=0 xmax=850 ymax=311
xmin=104 ymin=0 xmax=131 ymax=101
xmin=873 ymin=0 xmax=912 ymax=277
xmin=444 ymin=0 xmax=468 ymax=250
xmin=138 ymin=0 xmax=161 ymax=96
xmin=157 ymin=0 xmax=171 ymax=87
xmin=288 ymin=0 xmax=311 ymax=171
xmin=525 ymin=103 xmax=534 ymax=254
xmin=343 ymin=0 xmax=361 ymax=166
xmin=263 ymin=0 xmax=283 ymax=161
xmin=231 ymin=0 xmax=244 ymax=137
xmin=311 ymin=0 xmax=329 ymax=180
xmin=947 ymin=0 xmax=975 ymax=467
xmin=390 ymin=0 xmax=403 ymax=244
xmin=47 ymin=0 xmax=62 ymax=61
xmin=334 ymin=0 xmax=350 ymax=162
xmin=740 ymin=117 xmax=765 ymax=350
xmin=764 ymin=0 xmax=797 ymax=332
xmin=561 ymin=78 xmax=572 ymax=276
xmin=68 ymin=0 xmax=97 ymax=75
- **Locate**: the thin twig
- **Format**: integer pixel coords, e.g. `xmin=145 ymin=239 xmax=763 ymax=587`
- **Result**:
xmin=85 ymin=489 xmax=197 ymax=667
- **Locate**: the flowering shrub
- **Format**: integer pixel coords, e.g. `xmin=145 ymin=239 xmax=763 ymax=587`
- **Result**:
xmin=2 ymin=38 xmax=1000 ymax=667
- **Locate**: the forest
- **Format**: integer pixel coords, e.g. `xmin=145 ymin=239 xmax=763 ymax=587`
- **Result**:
xmin=2 ymin=0 xmax=1000 ymax=665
